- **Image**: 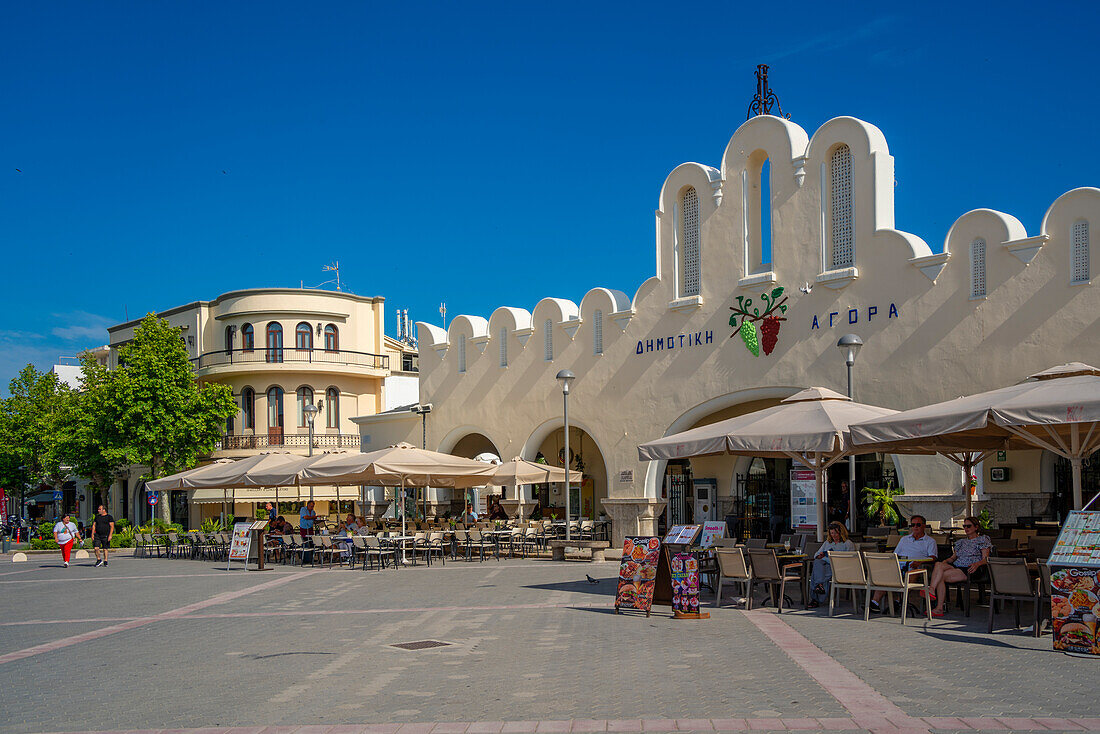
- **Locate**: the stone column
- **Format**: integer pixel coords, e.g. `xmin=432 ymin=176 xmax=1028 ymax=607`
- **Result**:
xmin=358 ymin=486 xmax=391 ymax=520
xmin=600 ymin=498 xmax=667 ymax=550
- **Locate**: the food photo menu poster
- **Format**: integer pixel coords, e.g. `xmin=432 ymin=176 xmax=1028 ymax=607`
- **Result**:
xmin=671 ymin=552 xmax=701 ymax=614
xmin=616 ymin=537 xmax=661 ymax=613
xmin=1050 ymin=512 xmax=1100 ymax=656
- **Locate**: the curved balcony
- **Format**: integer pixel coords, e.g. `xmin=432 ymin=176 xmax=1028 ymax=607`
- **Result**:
xmin=214 ymin=433 xmax=361 ymax=452
xmin=192 ymin=347 xmax=389 ymax=377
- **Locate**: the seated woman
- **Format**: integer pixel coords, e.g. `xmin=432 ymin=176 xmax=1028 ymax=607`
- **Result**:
xmin=928 ymin=516 xmax=992 ymax=617
xmin=342 ymin=514 xmax=361 ymax=535
xmin=808 ymin=521 xmax=854 ymax=608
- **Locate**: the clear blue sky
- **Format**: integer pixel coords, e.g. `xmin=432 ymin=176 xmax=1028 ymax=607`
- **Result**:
xmin=2 ymin=1 xmax=1097 ymax=388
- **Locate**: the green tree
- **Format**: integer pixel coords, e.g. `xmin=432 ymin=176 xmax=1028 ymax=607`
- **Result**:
xmin=111 ymin=314 xmax=236 ymax=520
xmin=0 ymin=366 xmax=76 ymax=512
xmin=862 ymin=483 xmax=905 ymax=527
xmin=53 ymin=353 xmax=130 ymax=507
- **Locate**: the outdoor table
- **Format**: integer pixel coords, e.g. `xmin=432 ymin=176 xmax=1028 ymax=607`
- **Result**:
xmin=487 ymin=529 xmax=514 ymax=557
xmin=388 ymin=535 xmax=416 ymax=565
xmin=777 ymin=553 xmax=810 ymax=608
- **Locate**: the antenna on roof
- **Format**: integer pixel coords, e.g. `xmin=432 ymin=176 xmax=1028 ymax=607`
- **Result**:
xmin=322 ymin=261 xmax=341 ymax=291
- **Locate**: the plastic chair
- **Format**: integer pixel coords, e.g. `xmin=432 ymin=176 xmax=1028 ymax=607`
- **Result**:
xmin=715 ymin=547 xmax=753 ymax=608
xmin=863 ymin=552 xmax=932 ymax=624
xmin=827 ymin=550 xmax=868 ymax=618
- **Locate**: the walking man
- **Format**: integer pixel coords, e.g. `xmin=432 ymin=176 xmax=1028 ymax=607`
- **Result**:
xmin=91 ymin=505 xmax=115 ymax=567
xmin=53 ymin=512 xmax=81 ymax=568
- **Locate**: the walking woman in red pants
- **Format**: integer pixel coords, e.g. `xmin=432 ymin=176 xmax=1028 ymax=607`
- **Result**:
xmin=52 ymin=512 xmax=81 ymax=568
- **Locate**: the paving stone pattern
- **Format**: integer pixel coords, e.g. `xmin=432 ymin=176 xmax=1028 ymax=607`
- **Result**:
xmin=0 ymin=557 xmax=1094 ymax=734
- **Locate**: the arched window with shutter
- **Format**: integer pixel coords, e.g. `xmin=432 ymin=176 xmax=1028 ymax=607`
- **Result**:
xmin=224 ymin=325 xmax=234 ymax=355
xmin=241 ymin=387 xmax=255 ymax=430
xmin=829 ymin=144 xmax=853 ymax=269
xmin=593 ymin=310 xmax=603 ymax=355
xmin=544 ymin=319 xmax=553 ymax=361
xmin=326 ymin=387 xmax=339 ymax=428
xmin=296 ymin=386 xmax=314 ymax=427
xmin=970 ymin=238 xmax=987 ymax=299
xmin=679 ymin=186 xmax=701 ymax=296
xmin=499 ymin=327 xmax=508 ymax=367
xmin=265 ymin=323 xmax=283 ymax=363
xmin=267 ymin=387 xmax=284 ymax=431
xmin=458 ymin=334 xmax=466 ymax=373
xmin=324 ymin=324 xmax=339 ymax=351
xmin=296 ymin=322 xmax=312 ymax=351
xmin=1072 ymin=220 xmax=1090 ymax=284
xmin=241 ymin=323 xmax=254 ymax=352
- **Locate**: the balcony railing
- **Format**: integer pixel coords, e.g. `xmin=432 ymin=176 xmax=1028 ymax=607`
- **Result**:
xmin=215 ymin=433 xmax=362 ymax=451
xmin=193 ymin=347 xmax=388 ymax=370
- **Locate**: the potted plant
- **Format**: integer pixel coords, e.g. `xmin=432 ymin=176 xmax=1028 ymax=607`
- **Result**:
xmin=862 ymin=483 xmax=904 ymax=527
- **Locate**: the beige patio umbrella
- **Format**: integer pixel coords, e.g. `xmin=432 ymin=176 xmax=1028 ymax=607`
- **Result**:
xmin=850 ymin=363 xmax=1100 ymax=514
xmin=485 ymin=457 xmax=582 ymax=518
xmin=638 ymin=387 xmax=899 ymax=541
xmin=298 ymin=443 xmax=499 ymax=560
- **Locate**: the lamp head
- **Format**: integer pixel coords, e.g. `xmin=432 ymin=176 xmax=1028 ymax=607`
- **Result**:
xmin=836 ymin=333 xmax=863 ymax=366
xmin=303 ymin=403 xmax=319 ymax=425
xmin=555 ymin=369 xmax=576 ymax=395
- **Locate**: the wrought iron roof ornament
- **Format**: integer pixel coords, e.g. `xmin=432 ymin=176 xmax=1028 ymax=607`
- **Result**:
xmin=746 ymin=64 xmax=790 ymax=121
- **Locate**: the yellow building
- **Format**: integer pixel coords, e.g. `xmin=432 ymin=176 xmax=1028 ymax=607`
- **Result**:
xmin=105 ymin=288 xmax=417 ymax=527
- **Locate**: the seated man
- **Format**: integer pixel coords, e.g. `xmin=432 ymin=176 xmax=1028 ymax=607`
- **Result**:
xmin=343 ymin=514 xmax=360 ymax=535
xmin=870 ymin=514 xmax=938 ymax=611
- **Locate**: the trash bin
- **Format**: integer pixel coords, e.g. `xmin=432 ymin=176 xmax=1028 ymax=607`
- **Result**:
xmin=2 ymin=538 xmax=10 ymax=553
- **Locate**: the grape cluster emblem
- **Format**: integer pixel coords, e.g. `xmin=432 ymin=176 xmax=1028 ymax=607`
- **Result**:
xmin=729 ymin=286 xmax=788 ymax=356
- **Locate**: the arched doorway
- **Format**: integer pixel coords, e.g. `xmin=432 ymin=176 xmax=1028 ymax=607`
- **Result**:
xmin=442 ymin=431 xmax=502 ymax=518
xmin=523 ymin=425 xmax=608 ymax=522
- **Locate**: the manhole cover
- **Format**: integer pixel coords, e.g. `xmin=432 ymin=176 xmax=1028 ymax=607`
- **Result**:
xmin=390 ymin=640 xmax=452 ymax=651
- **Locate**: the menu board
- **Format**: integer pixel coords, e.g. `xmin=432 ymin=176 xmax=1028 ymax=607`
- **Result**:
xmin=615 ymin=537 xmax=661 ymax=615
xmin=671 ymin=553 xmax=701 ymax=615
xmin=1051 ymin=566 xmax=1100 ymax=655
xmin=698 ymin=521 xmax=727 ymax=549
xmin=663 ymin=524 xmax=701 ymax=546
xmin=790 ymin=468 xmax=818 ymax=530
xmin=228 ymin=522 xmax=253 ymax=565
xmin=1050 ymin=512 xmax=1100 ymax=566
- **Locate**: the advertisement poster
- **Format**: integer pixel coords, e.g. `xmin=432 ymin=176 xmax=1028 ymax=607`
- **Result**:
xmin=789 ymin=468 xmax=818 ymax=531
xmin=671 ymin=552 xmax=700 ymax=614
xmin=1051 ymin=566 xmax=1100 ymax=656
xmin=0 ymin=488 xmax=6 ymax=525
xmin=615 ymin=536 xmax=661 ymax=614
xmin=698 ymin=521 xmax=727 ymax=548
xmin=228 ymin=522 xmax=253 ymax=562
xmin=1050 ymin=512 xmax=1100 ymax=565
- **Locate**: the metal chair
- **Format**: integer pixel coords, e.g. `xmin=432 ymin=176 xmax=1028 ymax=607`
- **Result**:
xmin=745 ymin=538 xmax=767 ymax=550
xmin=715 ymin=547 xmax=753 ymax=608
xmin=827 ymin=550 xmax=869 ymax=618
xmin=987 ymin=557 xmax=1042 ymax=636
xmin=863 ymin=552 xmax=932 ymax=624
xmin=746 ymin=548 xmax=802 ymax=613
xmin=363 ymin=535 xmax=396 ymax=570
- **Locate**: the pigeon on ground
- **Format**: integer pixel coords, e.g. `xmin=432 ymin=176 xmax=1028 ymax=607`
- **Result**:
xmin=585 ymin=574 xmax=599 ymax=584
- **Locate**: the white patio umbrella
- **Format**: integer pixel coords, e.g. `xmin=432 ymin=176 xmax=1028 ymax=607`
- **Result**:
xmin=638 ymin=387 xmax=899 ymax=541
xmin=298 ymin=443 xmax=499 ymax=560
xmin=850 ymin=362 xmax=1100 ymax=513
xmin=485 ymin=457 xmax=582 ymax=518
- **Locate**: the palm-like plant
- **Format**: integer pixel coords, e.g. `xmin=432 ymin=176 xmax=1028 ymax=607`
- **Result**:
xmin=862 ymin=483 xmax=904 ymax=526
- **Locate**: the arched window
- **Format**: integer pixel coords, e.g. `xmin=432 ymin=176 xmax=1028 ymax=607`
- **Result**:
xmin=267 ymin=386 xmax=284 ymax=431
xmin=296 ymin=322 xmax=313 ymax=351
xmin=241 ymin=323 xmax=254 ymax=352
xmin=241 ymin=387 xmax=255 ymax=430
xmin=679 ymin=186 xmax=701 ymax=296
xmin=970 ymin=238 xmax=987 ymax=299
xmin=1072 ymin=220 xmax=1090 ymax=284
xmin=458 ymin=334 xmax=466 ymax=373
xmin=829 ymin=144 xmax=853 ymax=269
xmin=593 ymin=310 xmax=603 ymax=355
xmin=224 ymin=325 xmax=234 ymax=355
xmin=324 ymin=324 xmax=339 ymax=351
xmin=499 ymin=327 xmax=508 ymax=367
xmin=544 ymin=319 xmax=553 ymax=361
xmin=326 ymin=387 xmax=339 ymax=428
xmin=296 ymin=386 xmax=314 ymax=427
xmin=265 ymin=323 xmax=283 ymax=363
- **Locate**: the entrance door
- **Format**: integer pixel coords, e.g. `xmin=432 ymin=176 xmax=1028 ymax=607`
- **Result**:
xmin=170 ymin=490 xmax=189 ymax=529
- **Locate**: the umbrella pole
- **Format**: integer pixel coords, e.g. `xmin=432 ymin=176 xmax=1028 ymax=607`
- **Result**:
xmin=963 ymin=455 xmax=974 ymax=519
xmin=1072 ymin=457 xmax=1084 ymax=510
xmin=815 ymin=457 xmax=826 ymax=543
xmin=401 ymin=477 xmax=407 ymax=564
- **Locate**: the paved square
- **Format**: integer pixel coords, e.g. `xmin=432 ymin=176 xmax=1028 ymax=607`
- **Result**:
xmin=0 ymin=555 xmax=1094 ymax=734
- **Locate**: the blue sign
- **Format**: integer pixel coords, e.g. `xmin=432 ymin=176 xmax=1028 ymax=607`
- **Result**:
xmin=147 ymin=492 xmax=159 ymax=506
xmin=52 ymin=490 xmax=62 ymax=501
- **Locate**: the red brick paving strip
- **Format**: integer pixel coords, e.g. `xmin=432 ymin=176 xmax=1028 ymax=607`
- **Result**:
xmin=0 ymin=570 xmax=316 ymax=664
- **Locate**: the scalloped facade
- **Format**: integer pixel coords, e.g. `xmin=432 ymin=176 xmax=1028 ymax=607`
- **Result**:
xmin=358 ymin=115 xmax=1099 ymax=544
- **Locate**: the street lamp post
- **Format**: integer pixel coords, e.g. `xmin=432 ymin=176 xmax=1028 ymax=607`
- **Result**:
xmin=303 ymin=403 xmax=319 ymax=503
xmin=556 ymin=370 xmax=576 ymax=541
xmin=411 ymin=404 xmax=433 ymax=517
xmin=837 ymin=334 xmax=863 ymax=533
